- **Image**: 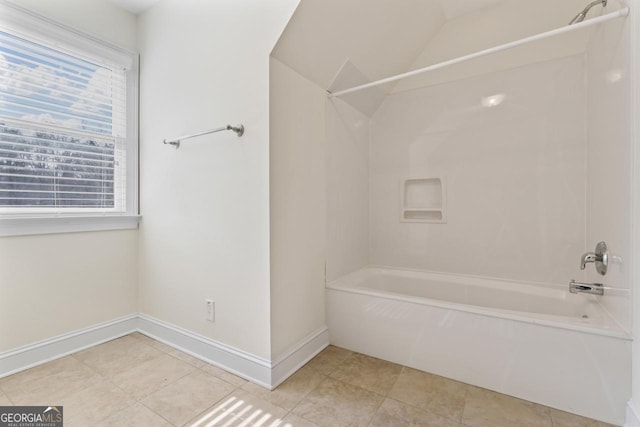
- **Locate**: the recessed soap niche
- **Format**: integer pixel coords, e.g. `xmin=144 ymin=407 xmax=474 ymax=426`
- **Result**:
xmin=401 ymin=177 xmax=446 ymax=223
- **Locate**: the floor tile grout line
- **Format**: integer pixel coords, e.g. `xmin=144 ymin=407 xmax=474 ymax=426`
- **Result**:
xmin=179 ymin=392 xmax=227 ymax=427
xmin=197 ymin=365 xmax=249 ymax=389
xmin=73 ymin=335 xmax=199 ymax=406
xmin=192 ymin=387 xmax=240 ymax=426
xmin=544 ymin=405 xmax=554 ymax=427
xmin=0 ymin=383 xmax=9 ymax=403
xmin=5 ymin=355 xmax=107 ymax=406
xmin=180 ymin=387 xmax=270 ymax=427
xmin=132 ymin=365 xmax=196 ymax=404
xmin=70 ymin=352 xmax=119 ymax=386
xmin=139 ymin=398 xmax=183 ymax=426
xmin=92 ymin=375 xmax=140 ymax=426
xmin=287 ymin=373 xmax=331 ymax=425
xmin=70 ymin=335 xmax=169 ymax=385
xmin=365 ymin=388 xmax=387 ymax=427
xmin=460 ymin=385 xmax=472 ymax=425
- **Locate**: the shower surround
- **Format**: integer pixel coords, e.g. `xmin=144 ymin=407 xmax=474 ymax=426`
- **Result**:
xmin=369 ymin=55 xmax=585 ymax=286
xmin=270 ymin=1 xmax=632 ymax=424
xmin=324 ymin=11 xmax=631 ymax=427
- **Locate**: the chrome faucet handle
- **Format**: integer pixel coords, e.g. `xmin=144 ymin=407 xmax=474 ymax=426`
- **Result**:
xmin=579 ymin=242 xmax=608 ymax=275
xmin=580 ymin=252 xmax=598 ymax=270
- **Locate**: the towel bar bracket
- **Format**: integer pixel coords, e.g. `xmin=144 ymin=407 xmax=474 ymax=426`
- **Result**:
xmin=163 ymin=124 xmax=244 ymax=149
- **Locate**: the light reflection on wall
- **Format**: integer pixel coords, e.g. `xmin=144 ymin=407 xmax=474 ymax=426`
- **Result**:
xmin=480 ymin=93 xmax=506 ymax=107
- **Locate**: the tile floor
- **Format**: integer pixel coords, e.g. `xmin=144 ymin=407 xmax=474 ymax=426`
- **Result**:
xmin=0 ymin=333 xmax=616 ymax=427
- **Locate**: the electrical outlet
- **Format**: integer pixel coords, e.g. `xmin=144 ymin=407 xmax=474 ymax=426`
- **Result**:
xmin=206 ymin=299 xmax=215 ymax=322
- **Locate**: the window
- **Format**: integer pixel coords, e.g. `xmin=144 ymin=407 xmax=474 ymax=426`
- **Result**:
xmin=0 ymin=2 xmax=139 ymax=236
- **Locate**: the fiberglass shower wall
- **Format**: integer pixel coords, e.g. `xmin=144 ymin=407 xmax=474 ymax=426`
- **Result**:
xmin=585 ymin=14 xmax=631 ymax=332
xmin=326 ymin=98 xmax=370 ymax=282
xmin=326 ymin=9 xmax=631 ymax=332
xmin=369 ymin=55 xmax=586 ymax=286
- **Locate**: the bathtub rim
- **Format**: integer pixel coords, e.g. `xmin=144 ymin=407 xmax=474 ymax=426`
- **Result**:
xmin=326 ymin=265 xmax=631 ymax=340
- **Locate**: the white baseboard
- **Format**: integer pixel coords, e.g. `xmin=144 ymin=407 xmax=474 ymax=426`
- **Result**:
xmin=137 ymin=314 xmax=273 ymax=387
xmin=627 ymin=400 xmax=640 ymax=427
xmin=138 ymin=314 xmax=328 ymax=389
xmin=0 ymin=314 xmax=138 ymax=379
xmin=270 ymin=327 xmax=329 ymax=389
xmin=0 ymin=313 xmax=329 ymax=390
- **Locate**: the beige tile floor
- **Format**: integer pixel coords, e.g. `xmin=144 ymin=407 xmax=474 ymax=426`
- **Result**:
xmin=0 ymin=333 xmax=616 ymax=427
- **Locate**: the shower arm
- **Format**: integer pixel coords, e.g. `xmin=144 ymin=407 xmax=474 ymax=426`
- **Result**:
xmin=569 ymin=0 xmax=607 ymax=25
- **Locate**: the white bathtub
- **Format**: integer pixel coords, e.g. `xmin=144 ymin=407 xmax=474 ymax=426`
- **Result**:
xmin=326 ymin=267 xmax=631 ymax=425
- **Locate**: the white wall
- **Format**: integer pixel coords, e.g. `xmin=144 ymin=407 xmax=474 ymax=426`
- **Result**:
xmin=0 ymin=0 xmax=138 ymax=353
xmin=11 ymin=0 xmax=137 ymax=51
xmin=137 ymin=0 xmax=298 ymax=360
xmin=325 ymin=99 xmax=370 ymax=281
xmin=585 ymin=16 xmax=632 ymax=333
xmin=370 ymin=56 xmax=586 ymax=285
xmin=269 ymin=58 xmax=326 ymax=358
xmin=628 ymin=1 xmax=640 ymax=425
xmin=0 ymin=231 xmax=138 ymax=352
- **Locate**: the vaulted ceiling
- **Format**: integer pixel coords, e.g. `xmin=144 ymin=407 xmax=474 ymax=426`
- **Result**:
xmin=272 ymin=0 xmax=613 ymax=98
xmin=108 ymin=0 xmax=159 ymax=15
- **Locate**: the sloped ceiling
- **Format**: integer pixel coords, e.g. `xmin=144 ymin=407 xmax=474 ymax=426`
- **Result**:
xmin=440 ymin=0 xmax=502 ymax=20
xmin=393 ymin=0 xmax=596 ymax=91
xmin=271 ymin=0 xmax=448 ymax=91
xmin=108 ymin=0 xmax=160 ymax=14
xmin=272 ymin=0 xmax=609 ymax=95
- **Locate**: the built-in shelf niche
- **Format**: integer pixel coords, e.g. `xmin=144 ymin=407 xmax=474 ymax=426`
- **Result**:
xmin=401 ymin=177 xmax=446 ymax=223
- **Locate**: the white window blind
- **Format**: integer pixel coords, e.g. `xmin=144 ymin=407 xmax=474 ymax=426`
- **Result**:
xmin=0 ymin=24 xmax=128 ymax=213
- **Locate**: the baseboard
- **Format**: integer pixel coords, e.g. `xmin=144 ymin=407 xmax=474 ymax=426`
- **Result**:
xmin=137 ymin=314 xmax=273 ymax=388
xmin=0 ymin=314 xmax=329 ymax=390
xmin=270 ymin=326 xmax=329 ymax=389
xmin=627 ymin=400 xmax=640 ymax=427
xmin=0 ymin=314 xmax=138 ymax=379
xmin=138 ymin=315 xmax=329 ymax=389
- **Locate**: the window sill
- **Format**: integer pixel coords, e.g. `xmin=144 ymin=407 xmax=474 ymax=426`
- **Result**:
xmin=0 ymin=215 xmax=141 ymax=237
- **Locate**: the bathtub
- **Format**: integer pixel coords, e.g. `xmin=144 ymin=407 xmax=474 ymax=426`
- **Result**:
xmin=326 ymin=267 xmax=631 ymax=425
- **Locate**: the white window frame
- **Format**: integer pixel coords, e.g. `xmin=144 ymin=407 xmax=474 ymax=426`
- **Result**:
xmin=0 ymin=1 xmax=139 ymax=237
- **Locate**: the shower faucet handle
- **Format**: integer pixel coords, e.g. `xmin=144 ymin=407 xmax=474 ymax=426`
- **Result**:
xmin=580 ymin=253 xmax=598 ymax=269
xmin=579 ymin=241 xmax=608 ymax=275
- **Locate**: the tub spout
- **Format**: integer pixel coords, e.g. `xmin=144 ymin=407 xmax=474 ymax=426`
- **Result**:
xmin=569 ymin=280 xmax=604 ymax=296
